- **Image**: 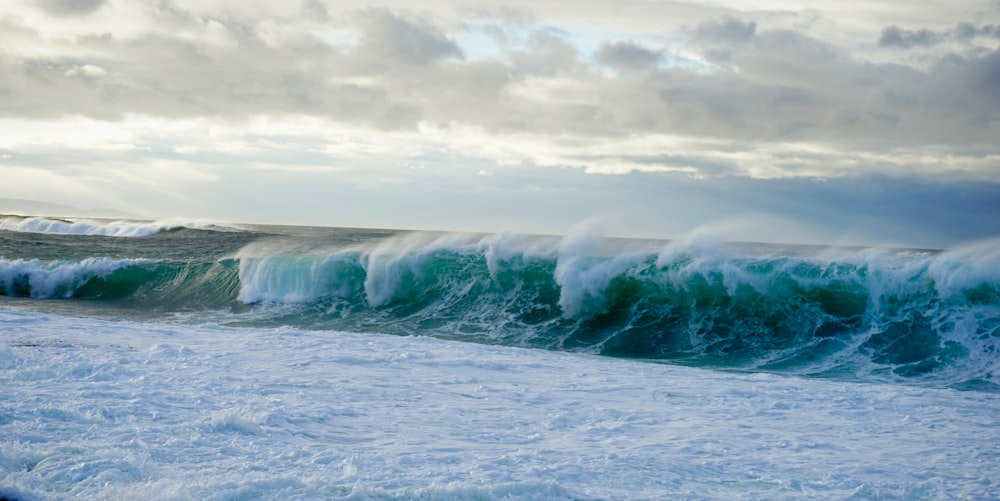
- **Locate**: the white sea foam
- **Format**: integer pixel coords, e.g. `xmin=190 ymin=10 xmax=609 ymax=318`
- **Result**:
xmin=360 ymin=232 xmax=484 ymax=307
xmin=236 ymin=254 xmax=358 ymax=304
xmin=478 ymin=230 xmax=560 ymax=279
xmin=554 ymin=232 xmax=647 ymax=318
xmin=0 ymin=216 xmax=245 ymax=237
xmin=1 ymin=309 xmax=997 ymax=500
xmin=928 ymin=236 xmax=1000 ymax=295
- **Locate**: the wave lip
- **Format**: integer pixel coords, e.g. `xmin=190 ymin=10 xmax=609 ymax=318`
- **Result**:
xmin=0 ymin=215 xmax=245 ymax=237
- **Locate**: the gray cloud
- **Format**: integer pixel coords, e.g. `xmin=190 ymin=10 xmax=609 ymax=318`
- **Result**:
xmin=33 ymin=0 xmax=105 ymax=15
xmin=879 ymin=22 xmax=1000 ymax=48
xmin=693 ymin=16 xmax=756 ymax=43
xmin=357 ymin=9 xmax=464 ymax=66
xmin=691 ymin=16 xmax=757 ymax=63
xmin=664 ymin=21 xmax=1000 ymax=147
xmin=300 ymin=0 xmax=330 ymax=22
xmin=878 ymin=25 xmax=941 ymax=48
xmin=953 ymin=22 xmax=1000 ymax=40
xmin=595 ymin=41 xmax=663 ymax=71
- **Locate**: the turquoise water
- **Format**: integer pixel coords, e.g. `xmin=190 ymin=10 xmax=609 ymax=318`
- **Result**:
xmin=2 ymin=214 xmax=998 ymax=391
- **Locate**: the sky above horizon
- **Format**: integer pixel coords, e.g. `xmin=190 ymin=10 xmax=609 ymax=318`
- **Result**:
xmin=1 ymin=0 xmax=998 ymax=248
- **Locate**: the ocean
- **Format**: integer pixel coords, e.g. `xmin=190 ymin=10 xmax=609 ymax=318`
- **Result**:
xmin=1 ymin=215 xmax=998 ymax=500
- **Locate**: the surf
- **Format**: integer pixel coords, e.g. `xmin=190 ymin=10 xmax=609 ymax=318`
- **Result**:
xmin=2 ymin=227 xmax=997 ymax=390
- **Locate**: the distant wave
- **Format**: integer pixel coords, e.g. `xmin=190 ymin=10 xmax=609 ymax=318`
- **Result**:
xmin=0 ymin=215 xmax=245 ymax=237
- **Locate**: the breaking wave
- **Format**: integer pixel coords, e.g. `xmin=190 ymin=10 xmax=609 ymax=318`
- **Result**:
xmin=231 ymin=233 xmax=1000 ymax=388
xmin=0 ymin=257 xmax=239 ymax=307
xmin=3 ymin=232 xmax=998 ymax=389
xmin=0 ymin=215 xmax=245 ymax=237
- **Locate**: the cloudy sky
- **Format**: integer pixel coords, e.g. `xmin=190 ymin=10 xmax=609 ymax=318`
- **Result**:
xmin=1 ymin=0 xmax=998 ymax=247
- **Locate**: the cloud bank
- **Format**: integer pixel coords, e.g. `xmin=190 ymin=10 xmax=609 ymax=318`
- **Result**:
xmin=1 ymin=0 xmax=998 ymax=246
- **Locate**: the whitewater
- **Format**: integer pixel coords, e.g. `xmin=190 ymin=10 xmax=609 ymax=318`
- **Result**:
xmin=1 ymin=216 xmax=998 ymax=499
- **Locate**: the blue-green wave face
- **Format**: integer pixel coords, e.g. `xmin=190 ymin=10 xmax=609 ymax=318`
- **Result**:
xmin=2 ymin=226 xmax=998 ymax=389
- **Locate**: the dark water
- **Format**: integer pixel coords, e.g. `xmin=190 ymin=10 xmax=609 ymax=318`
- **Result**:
xmin=2 ymin=215 xmax=998 ymax=391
